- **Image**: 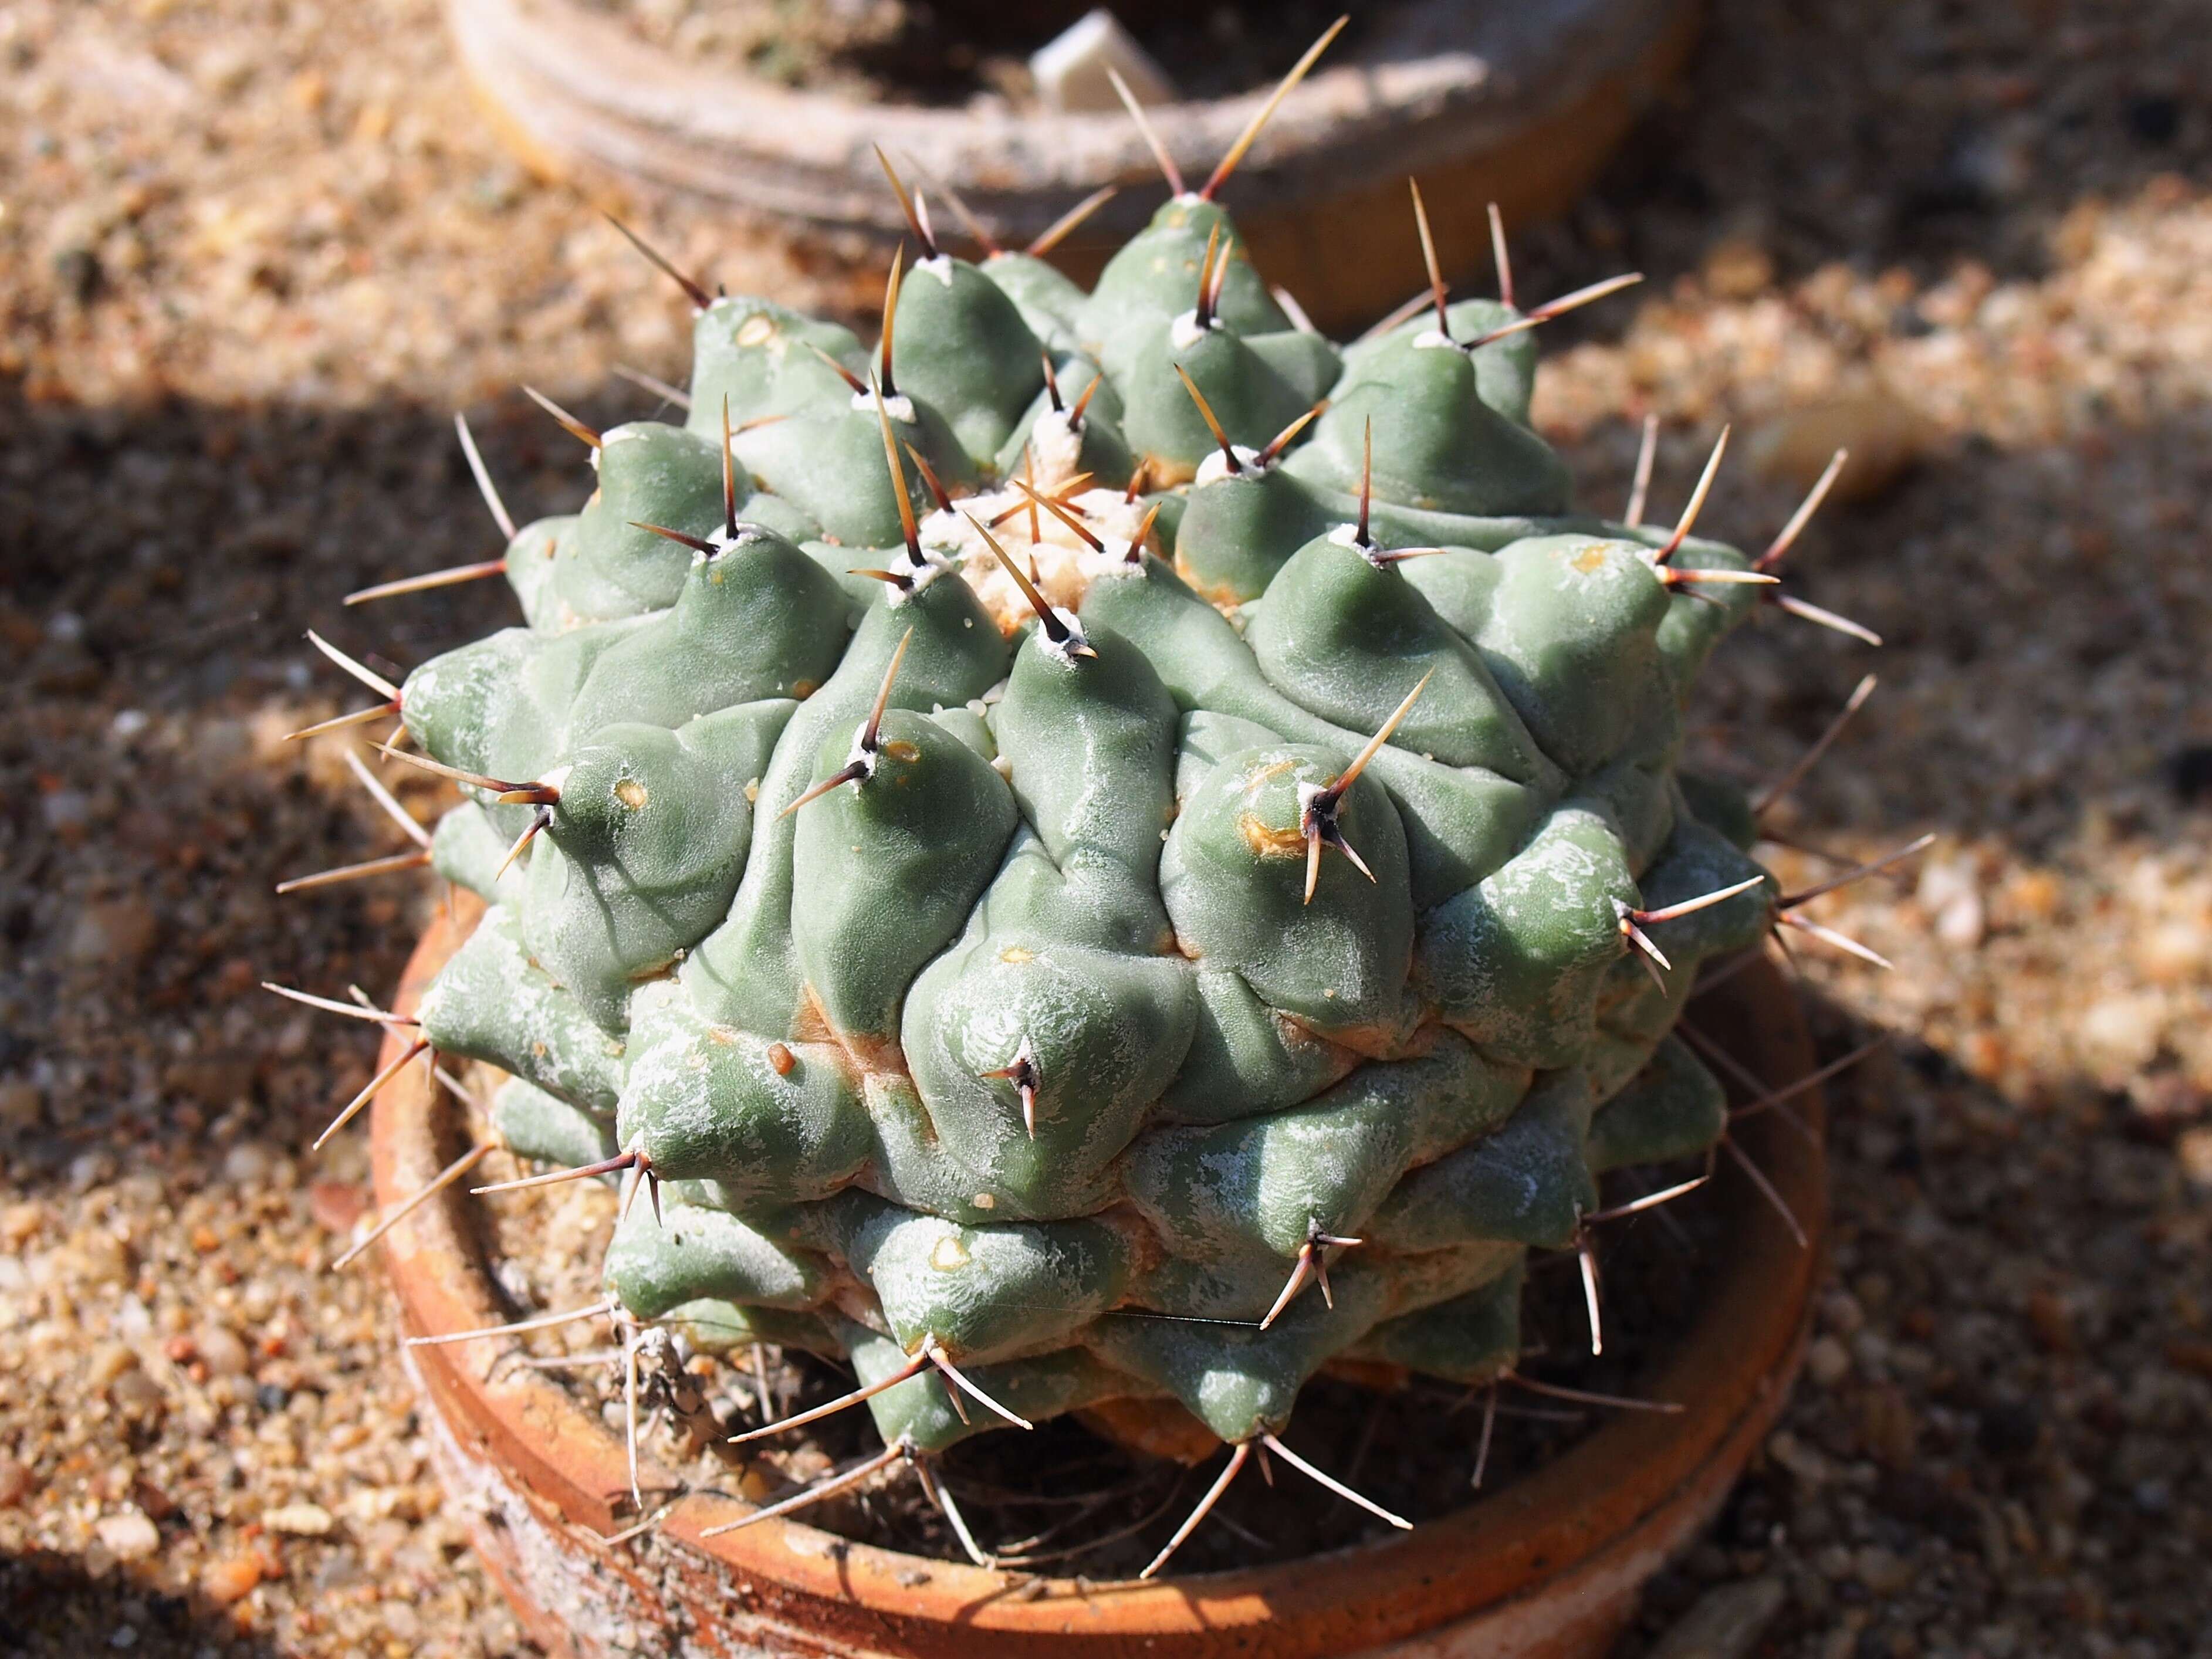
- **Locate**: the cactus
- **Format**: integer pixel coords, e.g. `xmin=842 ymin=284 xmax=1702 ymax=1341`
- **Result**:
xmin=275 ymin=26 xmax=1907 ymax=1576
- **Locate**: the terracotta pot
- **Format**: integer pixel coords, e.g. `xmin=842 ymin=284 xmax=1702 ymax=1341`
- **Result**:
xmin=443 ymin=0 xmax=1700 ymax=332
xmin=368 ymin=896 xmax=1824 ymax=1657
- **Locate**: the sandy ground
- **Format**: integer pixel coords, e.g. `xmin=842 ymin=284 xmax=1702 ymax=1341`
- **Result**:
xmin=2 ymin=0 xmax=2209 ymax=1654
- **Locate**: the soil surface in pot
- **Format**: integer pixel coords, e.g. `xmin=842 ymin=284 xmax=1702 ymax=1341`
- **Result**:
xmin=570 ymin=0 xmax=1372 ymax=107
xmin=458 ymin=1060 xmax=1738 ymax=1579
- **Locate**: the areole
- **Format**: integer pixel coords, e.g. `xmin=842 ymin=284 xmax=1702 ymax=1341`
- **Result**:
xmin=367 ymin=899 xmax=1826 ymax=1659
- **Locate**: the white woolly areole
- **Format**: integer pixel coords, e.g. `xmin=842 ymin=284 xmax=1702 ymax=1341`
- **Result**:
xmin=1035 ymin=608 xmax=1091 ymax=665
xmin=1169 ymin=309 xmax=1219 ymax=351
xmin=842 ymin=723 xmax=881 ymax=780
xmin=1412 ymin=327 xmax=1459 ymax=352
xmin=942 ymin=484 xmax=1154 ymax=635
xmin=706 ymin=524 xmax=772 ymax=558
xmin=851 ymin=388 xmax=916 ymax=424
xmin=1025 ymin=409 xmax=1085 ymax=482
xmin=916 ymin=253 xmax=956 ymax=288
xmin=919 ymin=508 xmax=968 ymax=555
xmin=1327 ymin=522 xmax=1380 ymax=570
xmin=1093 ymin=538 xmax=1145 ymax=575
xmin=882 ymin=553 xmax=949 ymax=606
xmin=1193 ymin=445 xmax=1263 ymax=487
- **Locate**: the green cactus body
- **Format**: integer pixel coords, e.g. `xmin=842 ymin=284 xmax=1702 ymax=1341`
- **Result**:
xmin=393 ymin=192 xmax=1788 ymax=1462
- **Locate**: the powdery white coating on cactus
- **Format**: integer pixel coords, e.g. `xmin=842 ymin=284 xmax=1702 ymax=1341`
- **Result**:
xmin=1195 ymin=444 xmax=1264 ymax=487
xmin=420 ymin=906 xmax=627 ymax=1113
xmin=382 ymin=190 xmax=1788 ymax=1456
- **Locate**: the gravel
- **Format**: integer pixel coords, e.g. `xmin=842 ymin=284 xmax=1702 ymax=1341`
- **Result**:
xmin=4 ymin=0 xmax=2208 ymax=1654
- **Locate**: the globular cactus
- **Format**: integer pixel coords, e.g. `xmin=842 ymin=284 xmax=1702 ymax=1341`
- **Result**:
xmin=278 ymin=28 xmax=1905 ymax=1574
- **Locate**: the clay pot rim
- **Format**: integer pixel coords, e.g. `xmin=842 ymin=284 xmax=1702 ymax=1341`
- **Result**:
xmin=369 ymin=895 xmax=1824 ymax=1653
xmin=443 ymin=0 xmax=1696 ymax=236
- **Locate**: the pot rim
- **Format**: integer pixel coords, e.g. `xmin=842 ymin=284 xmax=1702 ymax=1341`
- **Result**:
xmin=443 ymin=0 xmax=1697 ymax=237
xmin=369 ymin=893 xmax=1824 ymax=1653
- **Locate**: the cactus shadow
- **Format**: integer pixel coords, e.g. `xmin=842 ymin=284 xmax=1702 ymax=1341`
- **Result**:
xmin=1544 ymin=0 xmax=2212 ymax=296
xmin=0 ymin=1548 xmax=285 ymax=1658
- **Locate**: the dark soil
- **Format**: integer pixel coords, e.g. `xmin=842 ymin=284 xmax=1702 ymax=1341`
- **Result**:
xmin=572 ymin=0 xmax=1378 ymax=106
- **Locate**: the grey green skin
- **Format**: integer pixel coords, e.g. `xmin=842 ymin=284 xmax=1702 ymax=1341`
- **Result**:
xmin=398 ymin=192 xmax=1787 ymax=1457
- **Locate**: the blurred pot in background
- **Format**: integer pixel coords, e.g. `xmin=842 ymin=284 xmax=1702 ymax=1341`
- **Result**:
xmin=447 ymin=0 xmax=1699 ymax=330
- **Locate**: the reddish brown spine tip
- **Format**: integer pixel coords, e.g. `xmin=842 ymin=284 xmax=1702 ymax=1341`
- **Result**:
xmin=1108 ymin=68 xmax=1184 ymax=196
xmin=1199 ymin=15 xmax=1347 ymax=201
xmin=522 ymin=385 xmax=602 ymax=450
xmin=601 ymin=212 xmax=712 ymax=310
xmin=872 ymin=145 xmax=938 ymax=260
xmin=803 ymin=341 xmax=868 ymax=396
xmin=1172 ymin=364 xmax=1242 ymax=473
xmin=877 ymin=245 xmax=905 ymax=403
xmin=1409 ymin=177 xmax=1449 ymax=337
xmin=1068 ymin=371 xmax=1101 ymax=429
xmin=1012 ymin=478 xmax=1106 ymax=553
xmin=630 ymin=520 xmax=716 ymax=556
xmin=902 ymin=441 xmax=954 ymax=514
xmin=1128 ymin=500 xmax=1164 ymax=564
xmin=1025 ymin=185 xmax=1118 ymax=260
xmin=1356 ymin=417 xmax=1374 ymax=546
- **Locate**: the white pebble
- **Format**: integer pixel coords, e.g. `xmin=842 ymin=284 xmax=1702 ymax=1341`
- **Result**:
xmin=263 ymin=1501 xmax=336 ymax=1536
xmin=2077 ymin=991 xmax=2165 ymax=1079
xmin=1807 ymin=1335 xmax=1852 ymax=1387
xmin=94 ymin=1508 xmax=160 ymax=1561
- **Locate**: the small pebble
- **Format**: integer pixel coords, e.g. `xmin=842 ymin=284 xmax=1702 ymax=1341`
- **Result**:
xmin=2177 ymin=1128 xmax=2212 ymax=1189
xmin=2076 ymin=992 xmax=2166 ymax=1081
xmin=94 ymin=1508 xmax=161 ymax=1562
xmin=89 ymin=1342 xmax=140 ymax=1390
xmin=0 ymin=1084 xmax=42 ymax=1133
xmin=1649 ymin=1576 xmax=1788 ymax=1659
xmin=1748 ymin=395 xmax=1925 ymax=506
xmin=265 ymin=1502 xmax=337 ymax=1537
xmin=1807 ymin=1335 xmax=1852 ymax=1387
xmin=1854 ymin=1546 xmax=1914 ymax=1595
xmin=1819 ymin=1292 xmax=1866 ymax=1337
xmin=201 ymin=1551 xmax=265 ymax=1606
xmin=196 ymin=1323 xmax=251 ymax=1377
xmin=309 ymin=1180 xmax=370 ymax=1235
xmin=65 ymin=902 xmax=160 ymax=971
